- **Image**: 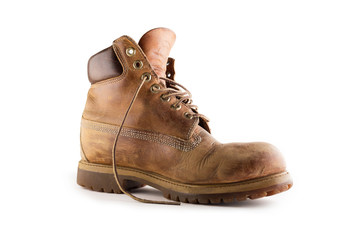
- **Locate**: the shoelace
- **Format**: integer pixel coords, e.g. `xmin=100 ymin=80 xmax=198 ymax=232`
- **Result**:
xmin=157 ymin=77 xmax=209 ymax=120
xmin=111 ymin=75 xmax=206 ymax=205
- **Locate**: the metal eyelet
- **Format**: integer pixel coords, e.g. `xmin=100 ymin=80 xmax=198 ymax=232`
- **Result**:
xmin=166 ymin=72 xmax=171 ymax=78
xmin=160 ymin=94 xmax=171 ymax=102
xmin=150 ymin=84 xmax=161 ymax=93
xmin=184 ymin=112 xmax=194 ymax=119
xmin=171 ymin=104 xmax=182 ymax=111
xmin=141 ymin=72 xmax=152 ymax=82
xmin=133 ymin=60 xmax=143 ymax=69
xmin=126 ymin=47 xmax=136 ymax=56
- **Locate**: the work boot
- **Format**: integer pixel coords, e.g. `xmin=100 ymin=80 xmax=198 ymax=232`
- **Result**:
xmin=77 ymin=28 xmax=292 ymax=204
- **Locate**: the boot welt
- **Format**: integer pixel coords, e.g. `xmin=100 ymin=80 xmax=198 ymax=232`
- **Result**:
xmin=77 ymin=160 xmax=292 ymax=204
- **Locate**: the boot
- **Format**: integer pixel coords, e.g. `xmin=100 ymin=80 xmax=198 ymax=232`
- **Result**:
xmin=77 ymin=28 xmax=292 ymax=204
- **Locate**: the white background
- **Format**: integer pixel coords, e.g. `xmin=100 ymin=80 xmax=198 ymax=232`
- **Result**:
xmin=1 ymin=0 xmax=359 ymax=239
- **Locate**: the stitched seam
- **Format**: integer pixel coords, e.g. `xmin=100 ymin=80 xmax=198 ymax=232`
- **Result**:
xmin=82 ymin=117 xmax=191 ymax=141
xmin=91 ymin=75 xmax=125 ymax=87
xmin=81 ymin=118 xmax=201 ymax=152
xmin=80 ymin=160 xmax=288 ymax=188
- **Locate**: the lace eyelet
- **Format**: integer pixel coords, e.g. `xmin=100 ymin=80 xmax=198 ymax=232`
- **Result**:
xmin=141 ymin=72 xmax=152 ymax=82
xmin=171 ymin=104 xmax=181 ymax=111
xmin=160 ymin=94 xmax=171 ymax=102
xmin=166 ymin=72 xmax=171 ymax=78
xmin=133 ymin=60 xmax=143 ymax=69
xmin=184 ymin=112 xmax=193 ymax=119
xmin=126 ymin=47 xmax=136 ymax=56
xmin=150 ymin=84 xmax=161 ymax=93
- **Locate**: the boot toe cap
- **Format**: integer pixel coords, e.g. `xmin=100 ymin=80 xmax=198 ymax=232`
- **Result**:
xmin=211 ymin=142 xmax=286 ymax=183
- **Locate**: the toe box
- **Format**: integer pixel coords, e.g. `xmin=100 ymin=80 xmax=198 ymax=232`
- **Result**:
xmin=206 ymin=142 xmax=287 ymax=183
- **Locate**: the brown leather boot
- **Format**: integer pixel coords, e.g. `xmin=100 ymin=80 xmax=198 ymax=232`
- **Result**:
xmin=77 ymin=28 xmax=292 ymax=205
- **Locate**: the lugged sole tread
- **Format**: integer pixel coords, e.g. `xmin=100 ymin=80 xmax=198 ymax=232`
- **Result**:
xmin=80 ymin=181 xmax=292 ymax=204
xmin=162 ymin=183 xmax=292 ymax=204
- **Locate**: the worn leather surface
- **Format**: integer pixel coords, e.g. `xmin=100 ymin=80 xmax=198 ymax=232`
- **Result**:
xmin=81 ymin=33 xmax=286 ymax=184
xmin=83 ymin=36 xmax=197 ymax=140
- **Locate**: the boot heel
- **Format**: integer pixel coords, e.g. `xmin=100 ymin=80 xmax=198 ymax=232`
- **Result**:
xmin=77 ymin=160 xmax=144 ymax=193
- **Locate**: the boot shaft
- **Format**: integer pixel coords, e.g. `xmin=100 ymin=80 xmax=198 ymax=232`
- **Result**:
xmin=81 ymin=36 xmax=201 ymax=164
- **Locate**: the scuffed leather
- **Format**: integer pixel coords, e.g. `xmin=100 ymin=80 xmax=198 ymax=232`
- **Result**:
xmin=83 ymin=36 xmax=198 ymax=140
xmin=81 ymin=34 xmax=287 ymax=185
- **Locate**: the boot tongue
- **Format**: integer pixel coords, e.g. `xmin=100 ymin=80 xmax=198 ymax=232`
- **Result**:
xmin=139 ymin=28 xmax=176 ymax=78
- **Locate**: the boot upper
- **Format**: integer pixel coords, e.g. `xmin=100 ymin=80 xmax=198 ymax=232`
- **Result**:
xmin=81 ymin=35 xmax=286 ymax=185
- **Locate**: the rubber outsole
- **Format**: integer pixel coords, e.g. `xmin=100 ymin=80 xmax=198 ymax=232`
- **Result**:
xmin=77 ymin=160 xmax=293 ymax=204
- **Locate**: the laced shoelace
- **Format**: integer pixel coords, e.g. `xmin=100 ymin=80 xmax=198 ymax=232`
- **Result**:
xmin=157 ymin=77 xmax=209 ymax=120
xmin=111 ymin=75 xmax=207 ymax=205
